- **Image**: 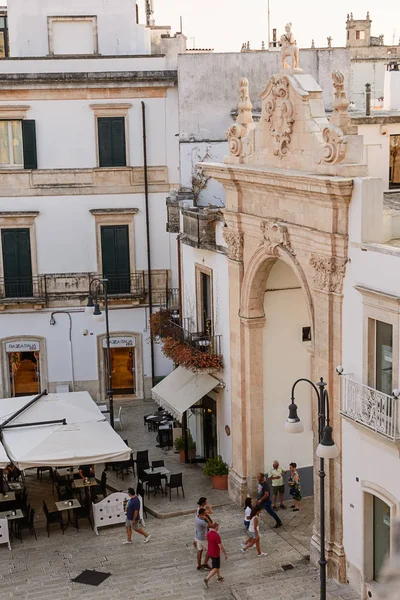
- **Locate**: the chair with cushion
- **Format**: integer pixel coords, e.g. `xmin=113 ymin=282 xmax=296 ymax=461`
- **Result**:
xmin=17 ymin=507 xmax=37 ymax=542
xmin=145 ymin=473 xmax=164 ymax=498
xmin=43 ymin=501 xmax=64 ymax=537
xmin=165 ymin=473 xmax=185 ymax=501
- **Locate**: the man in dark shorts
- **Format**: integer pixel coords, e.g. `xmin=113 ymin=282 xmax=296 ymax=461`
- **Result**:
xmin=256 ymin=472 xmax=282 ymax=528
xmin=204 ymin=522 xmax=227 ymax=588
xmin=123 ymin=487 xmax=151 ymax=545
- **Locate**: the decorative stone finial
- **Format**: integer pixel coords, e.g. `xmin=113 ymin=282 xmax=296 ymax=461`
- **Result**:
xmin=225 ymin=78 xmax=255 ymax=164
xmin=246 ymin=41 xmax=250 ymax=51
xmin=329 ymin=70 xmax=352 ymax=133
xmin=280 ymin=23 xmax=300 ymax=70
xmin=261 ymin=41 xmax=265 ymax=51
xmin=327 ymin=36 xmax=332 ymax=48
xmin=366 ymin=11 xmax=370 ymax=20
xmin=311 ymin=39 xmax=315 ymax=48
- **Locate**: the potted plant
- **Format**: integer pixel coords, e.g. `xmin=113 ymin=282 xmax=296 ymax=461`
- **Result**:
xmin=203 ymin=455 xmax=229 ymax=490
xmin=173 ymin=433 xmax=196 ymax=463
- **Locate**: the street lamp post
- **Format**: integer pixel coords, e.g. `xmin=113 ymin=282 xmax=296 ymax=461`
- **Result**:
xmin=85 ymin=278 xmax=114 ymax=429
xmin=284 ymin=377 xmax=339 ymax=600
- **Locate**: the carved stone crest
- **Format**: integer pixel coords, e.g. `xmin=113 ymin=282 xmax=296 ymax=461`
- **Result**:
xmin=262 ymin=75 xmax=294 ymax=159
xmin=226 ymin=78 xmax=255 ymax=163
xmin=223 ymin=230 xmax=244 ymax=262
xmin=260 ymin=220 xmax=294 ymax=256
xmin=319 ymin=125 xmax=348 ymax=165
xmin=309 ymin=254 xmax=347 ymax=293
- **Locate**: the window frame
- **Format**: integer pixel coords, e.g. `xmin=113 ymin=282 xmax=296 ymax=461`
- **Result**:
xmin=90 ymin=104 xmax=131 ymax=168
xmin=0 ymin=120 xmax=24 ymax=168
xmin=195 ymin=263 xmax=214 ymax=335
xmin=47 ymin=15 xmax=98 ymax=56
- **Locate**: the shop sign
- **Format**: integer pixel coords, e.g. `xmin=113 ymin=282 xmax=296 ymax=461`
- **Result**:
xmin=6 ymin=341 xmax=40 ymax=353
xmin=102 ymin=337 xmax=136 ymax=349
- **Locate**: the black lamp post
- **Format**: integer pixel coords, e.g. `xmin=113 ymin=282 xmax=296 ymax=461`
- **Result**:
xmin=285 ymin=377 xmax=339 ymax=600
xmin=85 ymin=278 xmax=114 ymax=429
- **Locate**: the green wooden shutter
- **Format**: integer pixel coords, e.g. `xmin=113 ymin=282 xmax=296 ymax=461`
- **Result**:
xmin=110 ymin=117 xmax=126 ymax=167
xmin=101 ymin=225 xmax=130 ymax=293
xmin=98 ymin=117 xmax=126 ymax=167
xmin=22 ymin=120 xmax=37 ymax=170
xmin=1 ymin=228 xmax=33 ymax=297
xmin=98 ymin=118 xmax=113 ymax=167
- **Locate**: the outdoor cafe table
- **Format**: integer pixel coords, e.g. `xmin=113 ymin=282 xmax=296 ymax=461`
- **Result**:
xmin=72 ymin=478 xmax=97 ymax=489
xmin=144 ymin=466 xmax=170 ymax=477
xmin=7 ymin=482 xmax=23 ymax=492
xmin=56 ymin=467 xmax=80 ymax=479
xmin=0 ymin=492 xmax=16 ymax=503
xmin=55 ymin=499 xmax=81 ymax=526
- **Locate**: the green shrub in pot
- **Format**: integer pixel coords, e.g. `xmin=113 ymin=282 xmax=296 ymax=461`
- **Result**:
xmin=203 ymin=455 xmax=229 ymax=477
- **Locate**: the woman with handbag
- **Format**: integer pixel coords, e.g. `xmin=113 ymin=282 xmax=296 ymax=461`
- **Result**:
xmin=288 ymin=462 xmax=302 ymax=512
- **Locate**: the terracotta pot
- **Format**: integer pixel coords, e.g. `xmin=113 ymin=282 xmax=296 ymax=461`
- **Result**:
xmin=179 ymin=448 xmax=196 ymax=463
xmin=211 ymin=475 xmax=228 ymax=490
xmin=179 ymin=449 xmax=185 ymax=463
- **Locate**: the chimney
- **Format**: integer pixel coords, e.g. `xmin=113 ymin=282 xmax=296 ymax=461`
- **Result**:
xmin=384 ymin=62 xmax=400 ymax=110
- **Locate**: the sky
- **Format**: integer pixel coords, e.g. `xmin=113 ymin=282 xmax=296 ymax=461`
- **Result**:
xmin=142 ymin=0 xmax=400 ymax=52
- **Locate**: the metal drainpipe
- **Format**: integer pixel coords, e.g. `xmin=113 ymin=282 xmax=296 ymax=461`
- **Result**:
xmin=177 ymin=235 xmax=183 ymax=321
xmin=142 ymin=101 xmax=155 ymax=388
xmin=49 ymin=311 xmax=75 ymax=392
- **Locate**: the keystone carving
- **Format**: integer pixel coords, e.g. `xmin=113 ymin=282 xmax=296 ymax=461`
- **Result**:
xmin=223 ymin=230 xmax=244 ymax=262
xmin=226 ymin=78 xmax=254 ymax=163
xmin=309 ymin=254 xmax=347 ymax=293
xmin=260 ymin=220 xmax=295 ymax=256
xmin=262 ymin=75 xmax=294 ymax=159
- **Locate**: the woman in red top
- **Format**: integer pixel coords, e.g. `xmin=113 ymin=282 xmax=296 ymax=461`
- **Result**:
xmin=204 ymin=522 xmax=228 ymax=588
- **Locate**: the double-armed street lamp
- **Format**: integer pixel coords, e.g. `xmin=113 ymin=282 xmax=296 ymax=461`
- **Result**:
xmin=285 ymin=376 xmax=339 ymax=600
xmin=85 ymin=278 xmax=114 ymax=429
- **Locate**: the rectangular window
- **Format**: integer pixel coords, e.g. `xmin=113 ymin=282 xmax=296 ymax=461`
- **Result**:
xmin=1 ymin=228 xmax=33 ymax=298
xmin=389 ymin=135 xmax=400 ymax=188
xmin=97 ymin=117 xmax=127 ymax=168
xmin=196 ymin=267 xmax=213 ymax=335
xmin=100 ymin=225 xmax=131 ymax=294
xmin=375 ymin=320 xmax=393 ymax=395
xmin=0 ymin=121 xmax=23 ymax=167
xmin=356 ymin=30 xmax=365 ymax=40
xmin=0 ymin=16 xmax=9 ymax=58
xmin=373 ymin=496 xmax=390 ymax=581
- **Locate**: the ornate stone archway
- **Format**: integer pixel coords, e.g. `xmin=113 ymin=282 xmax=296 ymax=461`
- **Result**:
xmin=202 ymin=66 xmax=366 ymax=581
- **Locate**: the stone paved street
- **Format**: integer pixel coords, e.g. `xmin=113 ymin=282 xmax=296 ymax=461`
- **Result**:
xmin=0 ymin=400 xmax=359 ymax=600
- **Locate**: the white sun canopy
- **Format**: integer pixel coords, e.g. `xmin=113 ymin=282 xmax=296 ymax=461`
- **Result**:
xmin=0 ymin=392 xmax=131 ymax=469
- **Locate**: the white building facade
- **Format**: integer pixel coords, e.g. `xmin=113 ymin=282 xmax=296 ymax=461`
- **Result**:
xmin=0 ymin=0 xmax=184 ymax=401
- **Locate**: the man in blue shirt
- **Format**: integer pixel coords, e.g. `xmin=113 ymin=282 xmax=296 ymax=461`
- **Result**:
xmin=123 ymin=487 xmax=151 ymax=544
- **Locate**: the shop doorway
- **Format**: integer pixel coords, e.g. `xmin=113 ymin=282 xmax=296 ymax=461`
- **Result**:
xmin=8 ymin=351 xmax=40 ymax=397
xmin=183 ymin=395 xmax=217 ymax=463
xmin=105 ymin=347 xmax=135 ymax=396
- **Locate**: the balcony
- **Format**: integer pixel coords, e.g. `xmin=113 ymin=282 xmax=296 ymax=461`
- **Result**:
xmin=340 ymin=376 xmax=400 ymax=441
xmin=0 ymin=270 xmax=175 ymax=309
xmin=181 ymin=207 xmax=222 ymax=250
xmin=150 ymin=309 xmax=223 ymax=372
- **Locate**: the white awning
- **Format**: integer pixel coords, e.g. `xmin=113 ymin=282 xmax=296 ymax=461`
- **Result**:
xmin=0 ymin=392 xmax=131 ymax=469
xmin=0 ymin=442 xmax=9 ymax=469
xmin=151 ymin=366 xmax=220 ymax=421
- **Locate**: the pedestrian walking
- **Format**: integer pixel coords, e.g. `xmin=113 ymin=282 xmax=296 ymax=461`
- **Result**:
xmin=123 ymin=487 xmax=151 ymax=544
xmin=204 ymin=522 xmax=227 ymax=588
xmin=268 ymin=460 xmax=286 ymax=510
xmin=241 ymin=505 xmax=267 ymax=557
xmin=288 ymin=462 xmax=302 ymax=511
xmin=194 ymin=508 xmax=211 ymax=570
xmin=256 ymin=472 xmax=282 ymax=528
xmin=193 ymin=496 xmax=213 ymax=549
xmin=241 ymin=497 xmax=254 ymax=546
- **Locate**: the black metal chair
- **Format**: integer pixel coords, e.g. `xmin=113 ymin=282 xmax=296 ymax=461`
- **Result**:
xmin=115 ymin=455 xmax=135 ymax=481
xmin=137 ymin=466 xmax=150 ymax=487
xmin=165 ymin=473 xmax=185 ymax=501
xmin=91 ymin=471 xmax=108 ymax=502
xmin=74 ymin=500 xmax=93 ymax=531
xmin=152 ymin=460 xmax=168 ymax=482
xmin=134 ymin=450 xmax=149 ymax=468
xmin=17 ymin=507 xmax=37 ymax=542
xmin=36 ymin=467 xmax=52 ymax=483
xmin=43 ymin=501 xmax=64 ymax=537
xmin=145 ymin=473 xmax=164 ymax=498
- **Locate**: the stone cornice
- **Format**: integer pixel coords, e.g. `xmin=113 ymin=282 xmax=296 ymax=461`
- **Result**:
xmin=201 ymin=162 xmax=354 ymax=200
xmin=0 ymin=166 xmax=171 ymax=197
xmin=0 ymin=71 xmax=177 ymax=87
xmin=89 ymin=208 xmax=139 ymax=215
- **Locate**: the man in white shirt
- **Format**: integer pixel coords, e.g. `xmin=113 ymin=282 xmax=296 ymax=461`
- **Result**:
xmin=268 ymin=460 xmax=286 ymax=510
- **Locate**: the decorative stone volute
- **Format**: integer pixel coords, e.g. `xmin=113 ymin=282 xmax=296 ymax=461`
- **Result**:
xmin=329 ymin=71 xmax=355 ymax=135
xmin=260 ymin=219 xmax=295 ymax=257
xmin=225 ymin=78 xmax=255 ymax=165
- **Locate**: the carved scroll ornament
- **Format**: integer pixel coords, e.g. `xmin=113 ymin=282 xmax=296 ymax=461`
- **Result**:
xmin=223 ymin=230 xmax=244 ymax=262
xmin=226 ymin=77 xmax=254 ymax=162
xmin=320 ymin=125 xmax=348 ymax=165
xmin=309 ymin=254 xmax=347 ymax=293
xmin=263 ymin=75 xmax=294 ymax=159
xmin=260 ymin=219 xmax=295 ymax=256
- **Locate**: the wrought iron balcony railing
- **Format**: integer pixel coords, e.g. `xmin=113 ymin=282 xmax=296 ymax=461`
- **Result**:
xmin=164 ymin=318 xmax=222 ymax=357
xmin=0 ymin=276 xmax=45 ymax=301
xmin=340 ymin=376 xmax=400 ymax=441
